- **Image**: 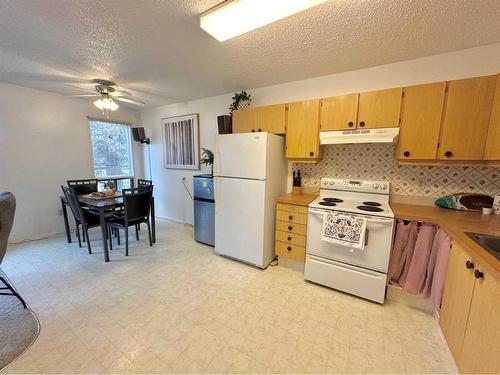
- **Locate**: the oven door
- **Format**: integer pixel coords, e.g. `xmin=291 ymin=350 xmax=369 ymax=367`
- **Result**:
xmin=307 ymin=207 xmax=395 ymax=272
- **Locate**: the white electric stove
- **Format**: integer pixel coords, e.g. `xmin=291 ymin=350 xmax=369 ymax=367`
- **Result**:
xmin=304 ymin=178 xmax=395 ymax=303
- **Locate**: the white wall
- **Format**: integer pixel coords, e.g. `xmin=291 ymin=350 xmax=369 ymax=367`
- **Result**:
xmin=0 ymin=83 xmax=142 ymax=242
xmin=141 ymin=43 xmax=500 ymax=224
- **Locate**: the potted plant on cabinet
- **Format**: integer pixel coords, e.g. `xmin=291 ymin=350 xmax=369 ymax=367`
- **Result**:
xmin=229 ymin=91 xmax=251 ymax=114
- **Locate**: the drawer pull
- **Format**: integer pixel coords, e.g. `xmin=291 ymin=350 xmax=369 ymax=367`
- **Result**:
xmin=288 ymin=215 xmax=293 ymax=220
xmin=465 ymin=260 xmax=474 ymax=269
xmin=287 ymin=246 xmax=292 ymax=251
xmin=288 ymin=225 xmax=293 ymax=231
xmin=287 ymin=236 xmax=292 ymax=241
xmin=474 ymin=269 xmax=484 ymax=279
xmin=444 ymin=151 xmax=453 ymax=158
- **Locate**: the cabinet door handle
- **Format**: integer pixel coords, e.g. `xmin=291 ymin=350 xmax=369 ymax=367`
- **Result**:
xmin=474 ymin=269 xmax=484 ymax=279
xmin=444 ymin=151 xmax=453 ymax=158
xmin=288 ymin=225 xmax=293 ymax=231
xmin=287 ymin=236 xmax=292 ymax=241
xmin=287 ymin=246 xmax=292 ymax=251
xmin=359 ymin=121 xmax=365 ymax=127
xmin=288 ymin=215 xmax=293 ymax=220
xmin=465 ymin=260 xmax=474 ymax=269
xmin=309 ymin=151 xmax=314 ymax=157
xmin=403 ymin=151 xmax=410 ymax=157
xmin=251 ymin=129 xmax=255 ymax=132
xmin=348 ymin=121 xmax=354 ymax=127
xmin=258 ymin=128 xmax=262 ymax=132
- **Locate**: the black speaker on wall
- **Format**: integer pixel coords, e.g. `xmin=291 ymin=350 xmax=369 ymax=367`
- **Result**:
xmin=131 ymin=127 xmax=150 ymax=144
xmin=217 ymin=115 xmax=232 ymax=134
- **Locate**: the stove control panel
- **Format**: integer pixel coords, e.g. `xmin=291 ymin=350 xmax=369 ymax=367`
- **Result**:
xmin=321 ymin=178 xmax=390 ymax=194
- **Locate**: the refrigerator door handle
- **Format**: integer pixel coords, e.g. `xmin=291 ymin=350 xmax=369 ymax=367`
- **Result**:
xmin=214 ymin=177 xmax=219 ymax=213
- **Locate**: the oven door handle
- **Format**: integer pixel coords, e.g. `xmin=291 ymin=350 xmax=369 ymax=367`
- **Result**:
xmin=309 ymin=208 xmax=393 ymax=224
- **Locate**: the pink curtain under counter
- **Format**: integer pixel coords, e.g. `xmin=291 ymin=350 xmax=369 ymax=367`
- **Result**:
xmin=388 ymin=220 xmax=413 ymax=285
xmin=388 ymin=222 xmax=452 ymax=310
xmin=403 ymin=223 xmax=437 ymax=294
xmin=422 ymin=229 xmax=452 ymax=309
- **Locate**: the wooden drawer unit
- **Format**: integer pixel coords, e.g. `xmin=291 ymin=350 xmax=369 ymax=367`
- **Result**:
xmin=275 ymin=200 xmax=310 ymax=262
xmin=275 ymin=241 xmax=306 ymax=262
xmin=276 ymin=220 xmax=307 ymax=236
xmin=275 ymin=231 xmax=306 ymax=247
xmin=276 ymin=203 xmax=308 ymax=214
xmin=276 ymin=210 xmax=307 ymax=225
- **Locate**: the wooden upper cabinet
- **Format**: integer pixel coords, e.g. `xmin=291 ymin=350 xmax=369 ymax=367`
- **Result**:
xmin=438 ymin=75 xmax=496 ymax=160
xmin=285 ymin=100 xmax=321 ymax=160
xmin=320 ymin=93 xmax=358 ymax=131
xmin=458 ymin=262 xmax=500 ymax=374
xmin=439 ymin=241 xmax=477 ymax=361
xmin=357 ymin=88 xmax=403 ymax=129
xmin=483 ymin=75 xmax=500 ymax=160
xmin=397 ymin=82 xmax=446 ymax=160
xmin=232 ymin=104 xmax=286 ymax=134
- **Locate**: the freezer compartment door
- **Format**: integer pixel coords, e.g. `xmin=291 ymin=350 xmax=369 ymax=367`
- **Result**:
xmin=194 ymin=198 xmax=215 ymax=246
xmin=304 ymin=255 xmax=387 ymax=304
xmin=214 ymin=133 xmax=268 ymax=180
xmin=214 ymin=177 xmax=266 ymax=267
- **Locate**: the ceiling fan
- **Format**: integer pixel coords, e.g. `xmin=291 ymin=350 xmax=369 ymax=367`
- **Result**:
xmin=66 ymin=79 xmax=145 ymax=113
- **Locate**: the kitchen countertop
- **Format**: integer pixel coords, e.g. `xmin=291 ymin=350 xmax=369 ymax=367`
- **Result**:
xmin=391 ymin=202 xmax=500 ymax=273
xmin=276 ymin=192 xmax=318 ymax=206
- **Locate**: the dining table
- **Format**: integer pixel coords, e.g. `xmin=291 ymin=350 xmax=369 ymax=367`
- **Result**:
xmin=60 ymin=193 xmax=156 ymax=262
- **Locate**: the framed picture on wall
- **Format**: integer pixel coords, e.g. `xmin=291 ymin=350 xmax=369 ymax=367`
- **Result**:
xmin=161 ymin=114 xmax=200 ymax=170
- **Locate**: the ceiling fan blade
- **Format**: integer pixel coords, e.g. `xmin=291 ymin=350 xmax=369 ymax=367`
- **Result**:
xmin=117 ymin=97 xmax=145 ymax=106
xmin=64 ymin=84 xmax=96 ymax=93
xmin=66 ymin=94 xmax=99 ymax=98
xmin=110 ymin=90 xmax=131 ymax=97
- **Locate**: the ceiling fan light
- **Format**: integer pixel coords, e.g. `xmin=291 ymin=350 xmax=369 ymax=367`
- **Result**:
xmin=93 ymin=95 xmax=119 ymax=111
xmin=200 ymin=0 xmax=329 ymax=41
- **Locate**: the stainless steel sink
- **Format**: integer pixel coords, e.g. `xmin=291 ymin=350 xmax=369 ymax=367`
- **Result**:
xmin=466 ymin=232 xmax=500 ymax=261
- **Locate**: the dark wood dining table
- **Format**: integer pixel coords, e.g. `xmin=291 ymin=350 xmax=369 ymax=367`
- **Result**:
xmin=60 ymin=193 xmax=156 ymax=262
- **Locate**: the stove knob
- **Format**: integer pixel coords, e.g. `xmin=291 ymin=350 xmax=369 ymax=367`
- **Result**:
xmin=329 ymin=181 xmax=334 ymax=185
xmin=380 ymin=184 xmax=387 ymax=190
xmin=372 ymin=183 xmax=379 ymax=189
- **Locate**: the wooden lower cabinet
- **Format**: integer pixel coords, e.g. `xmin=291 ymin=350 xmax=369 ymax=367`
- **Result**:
xmin=458 ymin=261 xmax=500 ymax=373
xmin=439 ymin=240 xmax=500 ymax=373
xmin=275 ymin=203 xmax=308 ymax=262
xmin=439 ymin=241 xmax=477 ymax=359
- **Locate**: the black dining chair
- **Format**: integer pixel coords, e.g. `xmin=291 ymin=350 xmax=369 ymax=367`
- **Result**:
xmin=61 ymin=186 xmax=101 ymax=254
xmin=67 ymin=179 xmax=98 ymax=195
xmin=107 ymin=187 xmax=153 ymax=256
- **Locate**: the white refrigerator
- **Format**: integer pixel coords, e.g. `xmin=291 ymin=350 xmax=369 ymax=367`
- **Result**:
xmin=214 ymin=132 xmax=288 ymax=268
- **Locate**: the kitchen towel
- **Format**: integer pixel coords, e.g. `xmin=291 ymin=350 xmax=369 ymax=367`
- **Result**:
xmin=321 ymin=212 xmax=367 ymax=250
xmin=403 ymin=223 xmax=437 ymax=293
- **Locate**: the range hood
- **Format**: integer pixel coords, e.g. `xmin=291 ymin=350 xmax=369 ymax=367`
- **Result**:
xmin=320 ymin=127 xmax=399 ymax=145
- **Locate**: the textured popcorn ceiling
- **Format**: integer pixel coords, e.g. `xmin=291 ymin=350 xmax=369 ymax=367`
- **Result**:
xmin=0 ymin=0 xmax=499 ymax=107
xmin=293 ymin=144 xmax=500 ymax=198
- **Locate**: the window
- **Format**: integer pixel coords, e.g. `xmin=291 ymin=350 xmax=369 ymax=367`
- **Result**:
xmin=89 ymin=120 xmax=134 ymax=178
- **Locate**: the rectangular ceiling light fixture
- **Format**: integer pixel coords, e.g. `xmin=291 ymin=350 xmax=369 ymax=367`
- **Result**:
xmin=200 ymin=0 xmax=329 ymax=42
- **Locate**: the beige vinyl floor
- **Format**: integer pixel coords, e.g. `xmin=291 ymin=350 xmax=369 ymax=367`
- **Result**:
xmin=1 ymin=219 xmax=458 ymax=374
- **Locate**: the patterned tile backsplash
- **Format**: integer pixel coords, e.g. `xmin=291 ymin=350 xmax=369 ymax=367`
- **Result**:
xmin=292 ymin=144 xmax=500 ymax=197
